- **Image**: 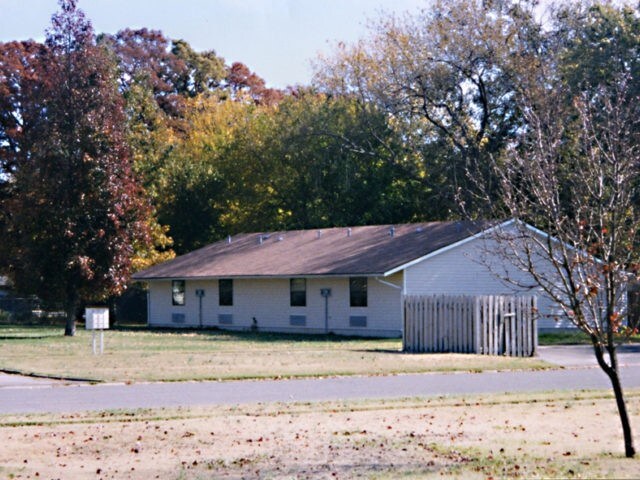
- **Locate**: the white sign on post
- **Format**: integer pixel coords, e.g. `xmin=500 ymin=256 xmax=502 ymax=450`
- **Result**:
xmin=85 ymin=307 xmax=109 ymax=354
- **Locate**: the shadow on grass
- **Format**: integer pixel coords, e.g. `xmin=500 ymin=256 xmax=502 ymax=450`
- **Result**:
xmin=115 ymin=325 xmax=395 ymax=344
xmin=352 ymin=349 xmax=405 ymax=354
xmin=0 ymin=323 xmax=62 ymax=340
xmin=0 ymin=322 xmax=399 ymax=344
xmin=0 ymin=335 xmax=61 ymax=340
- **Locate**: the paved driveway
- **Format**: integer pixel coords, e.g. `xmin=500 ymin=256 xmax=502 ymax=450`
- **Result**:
xmin=537 ymin=344 xmax=640 ymax=368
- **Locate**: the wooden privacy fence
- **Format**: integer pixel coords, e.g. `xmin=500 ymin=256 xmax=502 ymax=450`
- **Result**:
xmin=403 ymin=295 xmax=538 ymax=357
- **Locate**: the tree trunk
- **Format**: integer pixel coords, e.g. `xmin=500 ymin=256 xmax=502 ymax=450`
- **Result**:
xmin=609 ymin=367 xmax=636 ymax=458
xmin=593 ymin=342 xmax=636 ymax=458
xmin=64 ymin=306 xmax=76 ymax=337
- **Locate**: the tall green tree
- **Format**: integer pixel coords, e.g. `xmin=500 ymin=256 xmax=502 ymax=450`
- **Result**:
xmin=154 ymin=90 xmax=427 ymax=253
xmin=557 ymin=2 xmax=640 ymax=99
xmin=313 ymin=0 xmax=546 ymax=217
xmin=273 ymin=91 xmax=427 ymax=228
xmin=0 ymin=0 xmax=150 ymax=335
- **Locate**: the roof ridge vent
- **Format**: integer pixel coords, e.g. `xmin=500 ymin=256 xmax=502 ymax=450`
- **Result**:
xmin=258 ymin=233 xmax=271 ymax=245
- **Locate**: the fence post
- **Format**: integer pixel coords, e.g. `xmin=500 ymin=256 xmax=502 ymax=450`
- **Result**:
xmin=403 ymin=294 xmax=538 ymax=356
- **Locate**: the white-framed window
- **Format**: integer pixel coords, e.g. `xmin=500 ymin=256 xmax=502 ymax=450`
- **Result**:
xmin=349 ymin=277 xmax=367 ymax=307
xmin=172 ymin=280 xmax=185 ymax=306
xmin=219 ymin=279 xmax=233 ymax=306
xmin=290 ymin=278 xmax=306 ymax=307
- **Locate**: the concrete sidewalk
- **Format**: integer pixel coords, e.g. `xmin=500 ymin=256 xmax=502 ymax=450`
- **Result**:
xmin=0 ymin=372 xmax=66 ymax=388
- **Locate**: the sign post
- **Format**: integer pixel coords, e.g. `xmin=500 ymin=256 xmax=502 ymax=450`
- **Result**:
xmin=320 ymin=288 xmax=332 ymax=333
xmin=195 ymin=289 xmax=205 ymax=328
xmin=85 ymin=307 xmax=109 ymax=355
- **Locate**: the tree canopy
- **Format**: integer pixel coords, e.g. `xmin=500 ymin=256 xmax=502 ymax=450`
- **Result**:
xmin=0 ymin=0 xmax=151 ymax=335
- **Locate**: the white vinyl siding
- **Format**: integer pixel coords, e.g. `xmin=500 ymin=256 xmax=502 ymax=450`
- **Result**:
xmin=147 ymin=274 xmax=403 ymax=337
xmin=403 ymin=235 xmax=572 ymax=330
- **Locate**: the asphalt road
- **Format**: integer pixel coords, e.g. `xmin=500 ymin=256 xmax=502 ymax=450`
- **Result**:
xmin=1 ymin=345 xmax=640 ymax=415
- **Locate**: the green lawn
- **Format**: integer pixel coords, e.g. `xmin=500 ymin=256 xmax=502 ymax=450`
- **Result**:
xmin=0 ymin=324 xmax=551 ymax=382
xmin=539 ymin=331 xmax=640 ymax=345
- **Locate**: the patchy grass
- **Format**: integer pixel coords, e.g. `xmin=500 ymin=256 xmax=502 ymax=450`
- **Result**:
xmin=540 ymin=331 xmax=640 ymax=346
xmin=0 ymin=324 xmax=551 ymax=382
xmin=539 ymin=331 xmax=593 ymax=345
xmin=0 ymin=389 xmax=639 ymax=479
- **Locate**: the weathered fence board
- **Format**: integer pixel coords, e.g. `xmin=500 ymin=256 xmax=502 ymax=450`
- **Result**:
xmin=403 ymin=295 xmax=538 ymax=357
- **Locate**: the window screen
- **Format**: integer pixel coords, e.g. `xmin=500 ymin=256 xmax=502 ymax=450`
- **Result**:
xmin=290 ymin=278 xmax=307 ymax=307
xmin=172 ymin=280 xmax=185 ymax=306
xmin=349 ymin=277 xmax=367 ymax=307
xmin=219 ymin=279 xmax=233 ymax=306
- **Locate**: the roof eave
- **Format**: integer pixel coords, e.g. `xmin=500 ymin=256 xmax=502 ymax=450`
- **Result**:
xmin=132 ymin=272 xmax=389 ymax=281
xmin=382 ymin=219 xmax=515 ymax=277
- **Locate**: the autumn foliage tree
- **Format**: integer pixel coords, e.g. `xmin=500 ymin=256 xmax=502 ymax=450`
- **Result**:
xmin=466 ymin=2 xmax=640 ymax=458
xmin=0 ymin=0 xmax=150 ymax=335
xmin=482 ymin=76 xmax=639 ymax=458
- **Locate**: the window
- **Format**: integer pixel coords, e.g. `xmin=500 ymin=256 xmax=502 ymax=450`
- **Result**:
xmin=290 ymin=278 xmax=306 ymax=307
xmin=172 ymin=280 xmax=185 ymax=306
xmin=350 ymin=277 xmax=367 ymax=307
xmin=219 ymin=279 xmax=233 ymax=306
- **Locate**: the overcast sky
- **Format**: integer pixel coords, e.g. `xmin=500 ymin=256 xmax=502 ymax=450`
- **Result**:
xmin=0 ymin=0 xmax=429 ymax=88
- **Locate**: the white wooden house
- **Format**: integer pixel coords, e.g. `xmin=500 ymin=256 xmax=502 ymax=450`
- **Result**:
xmin=132 ymin=220 xmax=572 ymax=337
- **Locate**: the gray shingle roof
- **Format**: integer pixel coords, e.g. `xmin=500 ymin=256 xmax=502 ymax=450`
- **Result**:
xmin=132 ymin=221 xmax=490 ymax=280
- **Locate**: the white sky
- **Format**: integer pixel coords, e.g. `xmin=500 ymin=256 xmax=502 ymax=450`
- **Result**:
xmin=0 ymin=0 xmax=429 ymax=88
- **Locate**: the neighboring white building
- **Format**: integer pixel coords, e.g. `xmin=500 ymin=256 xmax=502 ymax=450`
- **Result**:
xmin=133 ymin=221 xmax=572 ymax=338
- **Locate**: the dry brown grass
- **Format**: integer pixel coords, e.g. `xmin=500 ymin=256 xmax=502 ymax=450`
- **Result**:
xmin=0 ymin=325 xmax=549 ymax=382
xmin=1 ymin=390 xmax=639 ymax=479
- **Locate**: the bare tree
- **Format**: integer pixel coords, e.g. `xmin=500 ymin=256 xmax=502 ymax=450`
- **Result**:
xmin=477 ymin=76 xmax=639 ymax=457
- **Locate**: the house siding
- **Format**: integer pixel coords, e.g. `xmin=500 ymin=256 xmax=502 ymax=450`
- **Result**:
xmin=403 ymin=235 xmax=573 ymax=330
xmin=147 ymin=274 xmax=403 ymax=337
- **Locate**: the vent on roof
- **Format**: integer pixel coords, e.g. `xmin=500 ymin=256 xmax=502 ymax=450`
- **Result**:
xmin=227 ymin=235 xmax=232 ymax=244
xmin=416 ymin=226 xmax=424 ymax=233
xmin=347 ymin=228 xmax=352 ymax=237
xmin=316 ymin=230 xmax=322 ymax=239
xmin=277 ymin=235 xmax=284 ymax=242
xmin=389 ymin=226 xmax=395 ymax=237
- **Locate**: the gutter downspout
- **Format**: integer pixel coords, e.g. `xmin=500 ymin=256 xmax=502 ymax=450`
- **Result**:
xmin=374 ymin=277 xmax=402 ymax=290
xmin=146 ymin=288 xmax=150 ymax=326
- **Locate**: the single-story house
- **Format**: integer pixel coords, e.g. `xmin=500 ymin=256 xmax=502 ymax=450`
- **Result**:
xmin=133 ymin=220 xmax=573 ymax=337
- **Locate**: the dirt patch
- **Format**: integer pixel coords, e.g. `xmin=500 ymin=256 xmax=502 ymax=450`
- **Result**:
xmin=0 ymin=391 xmax=639 ymax=479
